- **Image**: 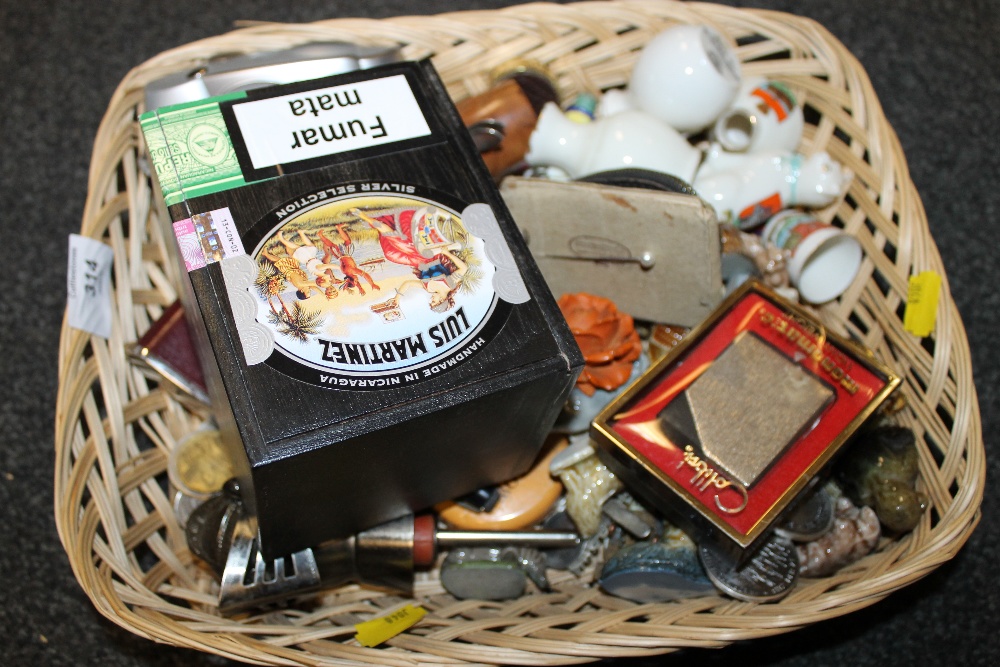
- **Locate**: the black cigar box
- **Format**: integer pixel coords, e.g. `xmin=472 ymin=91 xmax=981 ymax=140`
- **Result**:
xmin=140 ymin=59 xmax=583 ymax=559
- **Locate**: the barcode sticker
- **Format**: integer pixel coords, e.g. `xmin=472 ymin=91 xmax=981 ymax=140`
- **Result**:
xmin=67 ymin=234 xmax=115 ymax=339
xmin=354 ymin=604 xmax=426 ymax=647
xmin=904 ymin=271 xmax=942 ymax=337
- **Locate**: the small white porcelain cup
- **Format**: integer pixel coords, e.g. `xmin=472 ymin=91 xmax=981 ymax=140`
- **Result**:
xmin=628 ymin=24 xmax=742 ymax=134
xmin=762 ymin=210 xmax=862 ymax=303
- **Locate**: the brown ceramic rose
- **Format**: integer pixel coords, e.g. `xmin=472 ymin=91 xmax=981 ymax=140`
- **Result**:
xmin=558 ymin=293 xmax=642 ymax=396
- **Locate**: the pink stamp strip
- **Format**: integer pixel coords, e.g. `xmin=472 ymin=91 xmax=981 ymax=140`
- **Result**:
xmin=173 ymin=207 xmax=245 ymax=272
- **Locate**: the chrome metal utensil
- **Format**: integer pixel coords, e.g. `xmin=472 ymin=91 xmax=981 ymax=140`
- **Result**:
xmin=219 ymin=513 xmax=579 ymax=614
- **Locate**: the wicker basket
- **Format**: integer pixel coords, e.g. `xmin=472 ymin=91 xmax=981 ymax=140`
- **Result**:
xmin=54 ymin=1 xmax=984 ymax=664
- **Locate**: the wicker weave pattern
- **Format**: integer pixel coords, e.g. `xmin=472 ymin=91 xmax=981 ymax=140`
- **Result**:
xmin=54 ymin=2 xmax=983 ymax=664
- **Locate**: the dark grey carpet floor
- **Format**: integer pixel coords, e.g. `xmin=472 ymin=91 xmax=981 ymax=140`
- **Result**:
xmin=1 ymin=0 xmax=996 ymax=665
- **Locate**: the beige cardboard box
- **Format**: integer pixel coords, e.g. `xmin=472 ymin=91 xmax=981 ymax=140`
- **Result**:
xmin=501 ymin=177 xmax=723 ymax=326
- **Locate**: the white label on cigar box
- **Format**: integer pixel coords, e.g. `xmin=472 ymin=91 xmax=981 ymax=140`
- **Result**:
xmin=231 ymin=75 xmax=432 ymax=170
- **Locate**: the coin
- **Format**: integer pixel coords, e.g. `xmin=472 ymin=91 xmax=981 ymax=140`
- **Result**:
xmin=184 ymin=479 xmax=244 ymax=575
xmin=775 ymin=485 xmax=835 ymax=542
xmin=169 ymin=428 xmax=234 ymax=499
xmin=698 ymin=534 xmax=798 ymax=602
xmin=171 ymin=489 xmax=203 ymax=530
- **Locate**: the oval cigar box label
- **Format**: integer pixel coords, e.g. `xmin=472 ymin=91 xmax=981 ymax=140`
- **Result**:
xmin=245 ymin=182 xmax=511 ymax=389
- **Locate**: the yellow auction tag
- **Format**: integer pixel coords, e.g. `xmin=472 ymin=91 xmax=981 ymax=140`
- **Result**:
xmin=354 ymin=604 xmax=427 ymax=647
xmin=903 ymin=271 xmax=942 ymax=337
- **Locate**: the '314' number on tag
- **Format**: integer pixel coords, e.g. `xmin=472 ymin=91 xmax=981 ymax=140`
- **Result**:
xmin=67 ymin=234 xmax=115 ymax=339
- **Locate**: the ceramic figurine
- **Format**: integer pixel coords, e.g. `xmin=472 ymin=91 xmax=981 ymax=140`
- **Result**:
xmin=718 ymin=223 xmax=797 ymax=299
xmin=625 ymin=24 xmax=742 ymax=133
xmin=797 ymin=494 xmax=881 ymax=577
xmin=565 ymin=91 xmax=598 ymax=123
xmin=694 ymin=147 xmax=846 ymax=229
xmin=595 ymin=88 xmax=630 ymax=118
xmin=712 ymin=77 xmax=804 ymax=154
xmin=837 ymin=425 xmax=929 ymax=534
xmin=599 ymin=525 xmax=715 ymax=602
xmin=525 ymin=104 xmax=703 ymax=182
xmin=550 ymin=435 xmax=623 ymax=538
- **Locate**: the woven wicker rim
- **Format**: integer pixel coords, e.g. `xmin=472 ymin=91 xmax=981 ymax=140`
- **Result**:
xmin=55 ymin=1 xmax=984 ymax=665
